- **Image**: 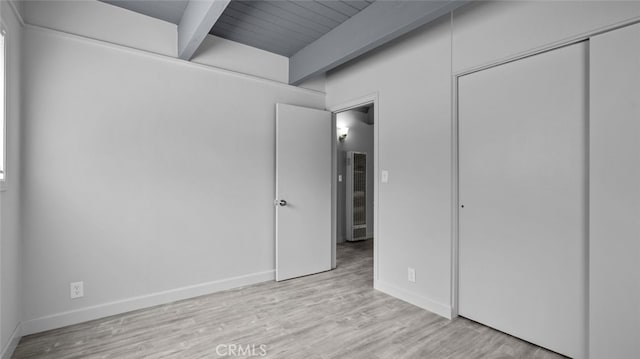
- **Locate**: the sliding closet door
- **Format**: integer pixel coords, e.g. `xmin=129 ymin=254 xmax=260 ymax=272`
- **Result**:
xmin=590 ymin=23 xmax=640 ymax=359
xmin=458 ymin=42 xmax=587 ymax=359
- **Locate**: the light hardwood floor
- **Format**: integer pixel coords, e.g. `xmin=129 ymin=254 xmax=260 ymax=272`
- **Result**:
xmin=13 ymin=240 xmax=566 ymax=359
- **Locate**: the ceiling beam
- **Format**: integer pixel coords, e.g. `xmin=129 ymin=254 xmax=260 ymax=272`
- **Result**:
xmin=177 ymin=0 xmax=230 ymax=60
xmin=289 ymin=0 xmax=469 ymax=85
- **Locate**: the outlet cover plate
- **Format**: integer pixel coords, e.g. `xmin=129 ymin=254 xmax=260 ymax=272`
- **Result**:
xmin=408 ymin=268 xmax=416 ymax=283
xmin=70 ymin=281 xmax=84 ymax=299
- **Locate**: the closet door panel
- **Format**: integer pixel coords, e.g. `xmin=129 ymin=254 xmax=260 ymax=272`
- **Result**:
xmin=590 ymin=23 xmax=640 ymax=359
xmin=458 ymin=42 xmax=588 ymax=359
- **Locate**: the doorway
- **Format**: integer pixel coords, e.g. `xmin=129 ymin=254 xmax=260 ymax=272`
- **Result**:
xmin=336 ymin=105 xmax=374 ymax=243
xmin=274 ymin=96 xmax=378 ymax=283
xmin=330 ymin=96 xmax=377 ymax=286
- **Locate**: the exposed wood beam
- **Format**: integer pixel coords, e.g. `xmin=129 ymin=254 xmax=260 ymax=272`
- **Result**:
xmin=289 ymin=0 xmax=469 ymax=85
xmin=177 ymin=0 xmax=230 ymax=60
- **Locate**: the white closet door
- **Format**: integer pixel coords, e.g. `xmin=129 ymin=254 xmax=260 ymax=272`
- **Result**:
xmin=458 ymin=42 xmax=587 ymax=359
xmin=590 ymin=23 xmax=640 ymax=359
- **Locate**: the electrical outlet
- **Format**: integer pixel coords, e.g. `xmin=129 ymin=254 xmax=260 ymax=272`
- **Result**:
xmin=408 ymin=268 xmax=416 ymax=283
xmin=70 ymin=281 xmax=84 ymax=299
xmin=338 ymin=174 xmax=342 ymax=182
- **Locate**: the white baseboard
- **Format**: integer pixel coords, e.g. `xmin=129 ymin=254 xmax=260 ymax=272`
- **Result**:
xmin=1 ymin=323 xmax=21 ymax=359
xmin=374 ymin=280 xmax=452 ymax=319
xmin=22 ymin=270 xmax=275 ymax=335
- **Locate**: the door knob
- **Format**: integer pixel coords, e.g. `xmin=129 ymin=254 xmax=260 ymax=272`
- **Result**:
xmin=274 ymin=199 xmax=287 ymax=206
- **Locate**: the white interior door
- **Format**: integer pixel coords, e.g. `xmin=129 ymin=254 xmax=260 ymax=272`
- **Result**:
xmin=276 ymin=103 xmax=332 ymax=281
xmin=458 ymin=42 xmax=588 ymax=358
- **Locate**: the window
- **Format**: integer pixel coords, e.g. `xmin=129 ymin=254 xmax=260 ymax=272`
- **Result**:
xmin=0 ymin=25 xmax=5 ymax=183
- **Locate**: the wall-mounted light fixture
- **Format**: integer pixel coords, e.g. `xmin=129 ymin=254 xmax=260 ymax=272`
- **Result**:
xmin=337 ymin=127 xmax=349 ymax=142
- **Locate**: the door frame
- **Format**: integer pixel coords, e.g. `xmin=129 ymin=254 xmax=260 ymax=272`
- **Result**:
xmin=450 ymin=21 xmax=635 ymax=325
xmin=451 ymin=42 xmax=587 ymax=319
xmin=328 ymin=93 xmax=379 ymax=281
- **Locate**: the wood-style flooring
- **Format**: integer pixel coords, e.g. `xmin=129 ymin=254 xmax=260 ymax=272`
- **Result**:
xmin=13 ymin=240 xmax=566 ymax=358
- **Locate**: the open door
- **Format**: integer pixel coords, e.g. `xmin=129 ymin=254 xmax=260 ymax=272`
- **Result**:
xmin=275 ymin=103 xmax=332 ymax=281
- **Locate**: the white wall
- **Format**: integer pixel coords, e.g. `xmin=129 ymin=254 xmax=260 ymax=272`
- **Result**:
xmin=20 ymin=25 xmax=323 ymax=333
xmin=15 ymin=0 xmax=314 ymax=337
xmin=297 ymin=73 xmax=326 ymax=93
xmin=24 ymin=0 xmax=177 ymax=57
xmin=327 ymin=15 xmax=453 ymax=317
xmin=24 ymin=0 xmax=292 ymax=85
xmin=452 ymin=0 xmax=640 ymax=73
xmin=336 ymin=110 xmax=374 ymax=242
xmin=13 ymin=3 xmax=640 ymax=358
xmin=192 ymin=35 xmax=288 ymax=83
xmin=0 ymin=0 xmax=23 ymax=357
